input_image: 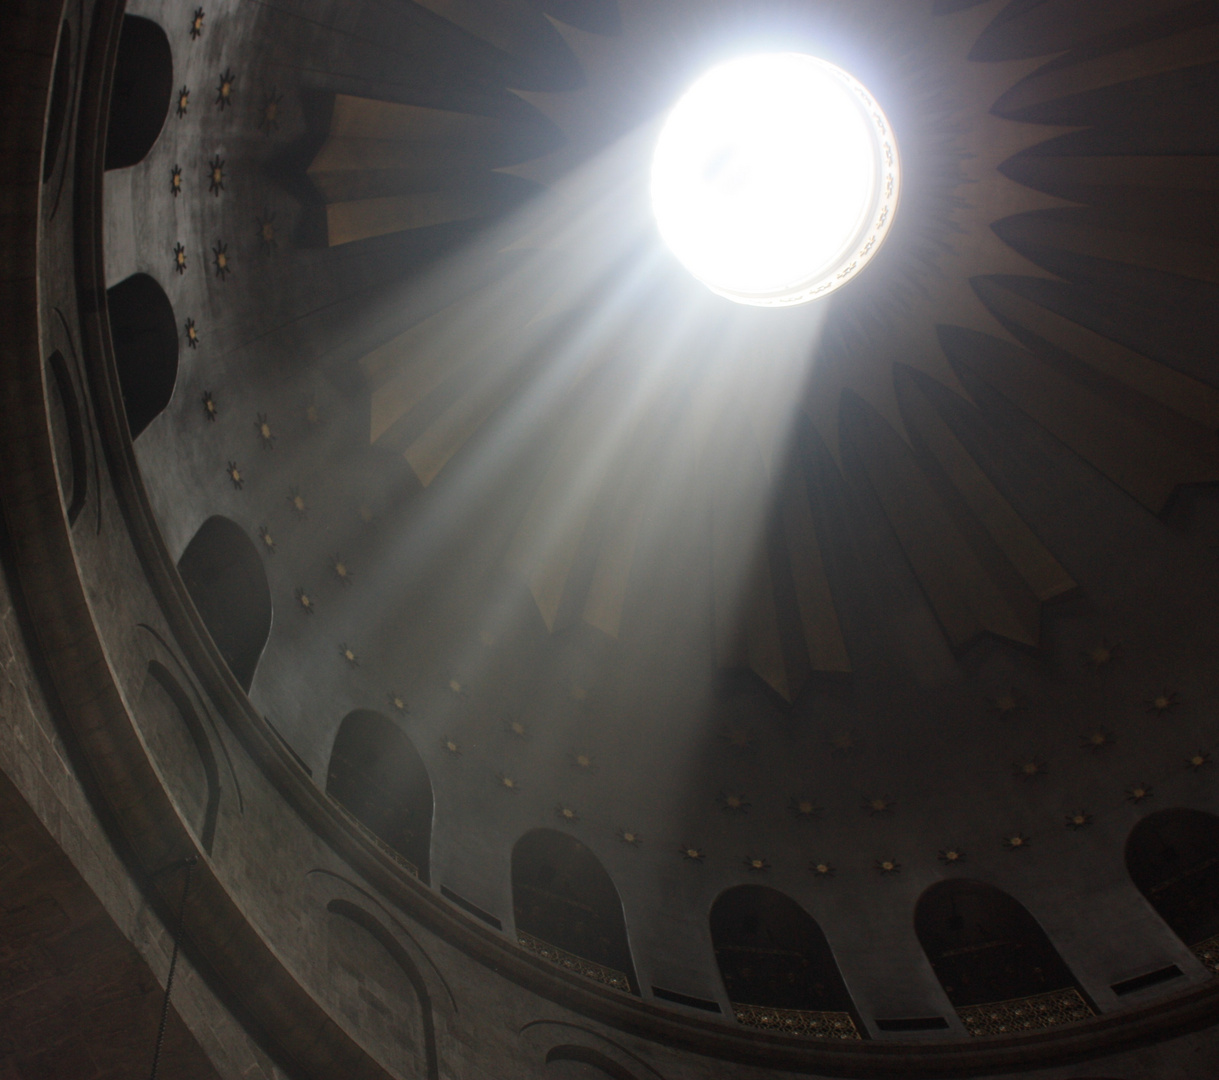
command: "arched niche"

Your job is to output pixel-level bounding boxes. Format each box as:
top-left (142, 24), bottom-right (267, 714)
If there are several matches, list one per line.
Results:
top-left (1127, 808), bottom-right (1219, 971)
top-left (915, 879), bottom-right (1094, 1036)
top-left (511, 830), bottom-right (636, 994)
top-left (104, 15), bottom-right (173, 170)
top-left (143, 660), bottom-right (221, 853)
top-left (107, 273), bottom-right (178, 439)
top-left (177, 517), bottom-right (272, 692)
top-left (326, 899), bottom-right (439, 1080)
top-left (326, 711), bottom-right (433, 882)
top-left (710, 885), bottom-right (861, 1039)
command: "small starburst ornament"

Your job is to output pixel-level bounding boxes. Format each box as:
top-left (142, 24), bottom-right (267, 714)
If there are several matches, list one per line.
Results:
top-left (202, 391), bottom-right (217, 421)
top-left (719, 793), bottom-right (750, 813)
top-left (212, 242), bottom-right (230, 280)
top-left (225, 461), bottom-right (243, 489)
top-left (331, 556), bottom-right (353, 585)
top-left (1147, 689), bottom-right (1181, 714)
top-left (258, 525), bottom-right (275, 553)
top-left (189, 7), bottom-right (204, 38)
top-left (1066, 811), bottom-right (1093, 830)
top-left (744, 856), bottom-right (770, 872)
top-left (173, 242), bottom-right (187, 274)
top-left (790, 797), bottom-right (823, 820)
top-left (863, 796), bottom-right (894, 815)
top-left (208, 154), bottom-right (225, 195)
top-left (1085, 641), bottom-right (1120, 668)
top-left (254, 413), bottom-right (274, 449)
top-left (215, 68), bottom-right (235, 110)
top-left (571, 752), bottom-right (593, 770)
top-left (504, 719), bottom-right (527, 739)
top-left (876, 858), bottom-right (901, 874)
top-left (260, 88), bottom-right (282, 134)
top-left (810, 861), bottom-right (836, 878)
top-left (1126, 783), bottom-right (1153, 804)
top-left (939, 848), bottom-right (966, 865)
top-left (339, 643), bottom-right (358, 667)
top-left (556, 805), bottom-right (579, 824)
top-left (497, 773), bottom-right (519, 792)
top-left (1188, 750), bottom-right (1212, 771)
top-left (679, 845), bottom-right (705, 862)
top-left (185, 318), bottom-right (199, 348)
top-left (992, 691), bottom-right (1020, 716)
top-left (618, 829), bottom-right (642, 846)
top-left (1081, 731), bottom-right (1111, 751)
top-left (441, 739), bottom-right (461, 756)
top-left (1003, 833), bottom-right (1031, 850)
top-left (170, 165), bottom-right (183, 196)
top-left (388, 692), bottom-right (408, 713)
top-left (257, 211), bottom-right (277, 255)
top-left (1013, 759), bottom-right (1047, 779)
top-left (287, 488), bottom-right (306, 516)
top-left (176, 87), bottom-right (190, 118)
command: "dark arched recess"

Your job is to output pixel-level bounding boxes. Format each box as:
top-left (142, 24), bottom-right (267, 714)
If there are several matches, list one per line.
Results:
top-left (915, 879), bottom-right (1094, 1037)
top-left (326, 711), bottom-right (433, 882)
top-left (512, 830), bottom-right (636, 994)
top-left (1127, 808), bottom-right (1219, 973)
top-left (177, 516), bottom-right (272, 692)
top-left (106, 273), bottom-right (178, 438)
top-left (710, 885), bottom-right (862, 1039)
top-left (104, 15), bottom-right (173, 170)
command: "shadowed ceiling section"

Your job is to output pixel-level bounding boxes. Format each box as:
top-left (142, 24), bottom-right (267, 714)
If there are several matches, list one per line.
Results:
top-left (710, 885), bottom-right (861, 1039)
top-left (106, 273), bottom-right (179, 440)
top-left (326, 710), bottom-right (434, 882)
top-left (1127, 808), bottom-right (1219, 974)
top-left (915, 879), bottom-right (1094, 1038)
top-left (104, 15), bottom-right (172, 171)
top-left (512, 829), bottom-right (637, 994)
top-left (177, 517), bottom-right (273, 693)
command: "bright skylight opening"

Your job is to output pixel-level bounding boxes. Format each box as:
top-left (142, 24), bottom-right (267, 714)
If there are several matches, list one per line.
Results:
top-left (651, 53), bottom-right (900, 308)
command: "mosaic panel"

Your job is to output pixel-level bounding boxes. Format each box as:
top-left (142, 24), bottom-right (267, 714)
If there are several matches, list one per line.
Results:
top-left (958, 987), bottom-right (1093, 1037)
top-left (733, 1004), bottom-right (861, 1039)
top-left (517, 930), bottom-right (631, 992)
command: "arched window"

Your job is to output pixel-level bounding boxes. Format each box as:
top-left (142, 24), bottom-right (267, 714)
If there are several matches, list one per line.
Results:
top-left (105, 15), bottom-right (173, 170)
top-left (915, 879), bottom-right (1093, 1036)
top-left (710, 885), bottom-right (861, 1039)
top-left (1127, 808), bottom-right (1219, 972)
top-left (177, 517), bottom-right (272, 692)
top-left (106, 273), bottom-right (178, 438)
top-left (326, 711), bottom-right (433, 882)
top-left (511, 830), bottom-right (636, 994)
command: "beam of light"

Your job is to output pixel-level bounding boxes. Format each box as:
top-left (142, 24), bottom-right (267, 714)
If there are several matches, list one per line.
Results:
top-left (267, 106), bottom-right (835, 771)
top-left (652, 53), bottom-right (900, 307)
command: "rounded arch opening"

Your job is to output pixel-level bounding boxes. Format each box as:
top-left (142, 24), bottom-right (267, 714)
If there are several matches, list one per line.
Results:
top-left (1127, 808), bottom-right (1219, 968)
top-left (177, 516), bottom-right (272, 692)
top-left (709, 885), bottom-right (861, 1038)
top-left (107, 273), bottom-right (178, 439)
top-left (915, 879), bottom-right (1093, 1035)
top-left (326, 711), bottom-right (433, 882)
top-left (511, 830), bottom-right (636, 994)
top-left (104, 15), bottom-right (173, 170)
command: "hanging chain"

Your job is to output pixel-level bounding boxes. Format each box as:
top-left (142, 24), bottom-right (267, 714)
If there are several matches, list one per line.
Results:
top-left (149, 855), bottom-right (197, 1080)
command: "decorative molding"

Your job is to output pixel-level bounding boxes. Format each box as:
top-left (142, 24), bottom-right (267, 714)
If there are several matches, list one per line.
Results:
top-left (733, 1004), bottom-right (861, 1041)
top-left (518, 930), bottom-right (631, 993)
top-left (958, 988), bottom-right (1094, 1038)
